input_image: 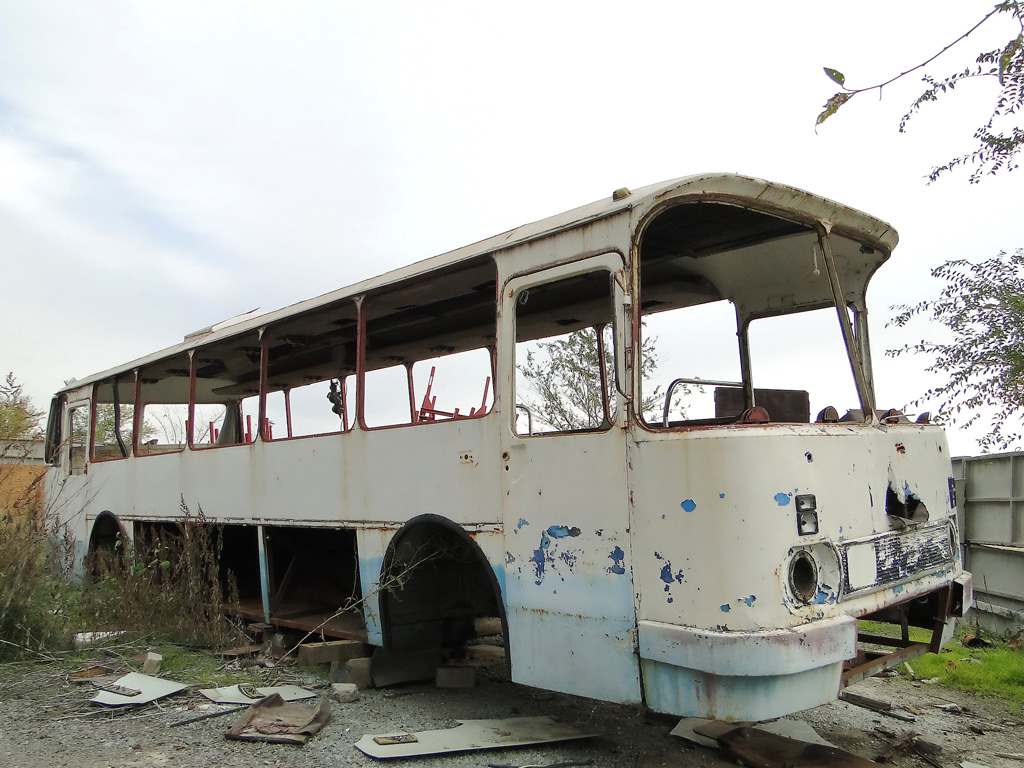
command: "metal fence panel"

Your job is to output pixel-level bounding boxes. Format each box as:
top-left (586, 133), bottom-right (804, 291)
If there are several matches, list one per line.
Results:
top-left (953, 452), bottom-right (1024, 633)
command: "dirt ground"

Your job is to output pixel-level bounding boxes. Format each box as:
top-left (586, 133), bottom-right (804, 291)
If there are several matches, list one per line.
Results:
top-left (1, 652), bottom-right (1022, 768)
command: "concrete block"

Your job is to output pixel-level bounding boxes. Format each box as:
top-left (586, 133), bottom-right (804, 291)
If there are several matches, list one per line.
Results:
top-left (466, 644), bottom-right (506, 664)
top-left (914, 734), bottom-right (945, 755)
top-left (297, 639), bottom-right (370, 666)
top-left (270, 633), bottom-right (290, 657)
top-left (473, 617), bottom-right (503, 637)
top-left (435, 665), bottom-right (475, 688)
top-left (346, 656), bottom-right (373, 689)
top-left (247, 622), bottom-right (273, 642)
top-left (331, 682), bottom-right (360, 703)
top-left (329, 660), bottom-right (348, 683)
top-left (141, 652), bottom-right (162, 675)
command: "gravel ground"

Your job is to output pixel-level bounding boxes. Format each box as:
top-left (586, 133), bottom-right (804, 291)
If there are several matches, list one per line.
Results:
top-left (1, 653), bottom-right (1023, 768)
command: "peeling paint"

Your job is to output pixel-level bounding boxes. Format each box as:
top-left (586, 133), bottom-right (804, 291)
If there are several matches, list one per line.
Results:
top-left (811, 583), bottom-right (836, 604)
top-left (719, 493), bottom-right (725, 499)
top-left (526, 525), bottom-right (585, 585)
top-left (607, 546), bottom-right (626, 575)
top-left (516, 518), bottom-right (530, 530)
top-left (505, 551), bottom-right (515, 564)
top-left (720, 604), bottom-right (731, 612)
top-left (680, 499), bottom-right (697, 512)
top-left (529, 548), bottom-right (546, 584)
top-left (805, 452), bottom-right (813, 463)
top-left (742, 595), bottom-right (756, 607)
top-left (775, 492), bottom-right (791, 506)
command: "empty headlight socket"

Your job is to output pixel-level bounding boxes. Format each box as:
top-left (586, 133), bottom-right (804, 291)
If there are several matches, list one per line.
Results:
top-left (795, 494), bottom-right (818, 535)
top-left (789, 550), bottom-right (818, 603)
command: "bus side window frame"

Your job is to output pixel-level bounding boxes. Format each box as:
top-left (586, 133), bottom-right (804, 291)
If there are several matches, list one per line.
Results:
top-left (66, 399), bottom-right (90, 476)
top-left (45, 394), bottom-right (65, 466)
top-left (504, 251), bottom-right (628, 438)
top-left (356, 260), bottom-right (499, 432)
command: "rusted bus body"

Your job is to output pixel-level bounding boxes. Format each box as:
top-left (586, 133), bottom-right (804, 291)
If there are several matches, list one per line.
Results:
top-left (44, 174), bottom-right (970, 720)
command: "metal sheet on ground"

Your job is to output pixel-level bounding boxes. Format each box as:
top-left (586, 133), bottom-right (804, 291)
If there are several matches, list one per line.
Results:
top-left (90, 672), bottom-right (189, 707)
top-left (353, 716), bottom-right (600, 759)
top-left (199, 684), bottom-right (317, 704)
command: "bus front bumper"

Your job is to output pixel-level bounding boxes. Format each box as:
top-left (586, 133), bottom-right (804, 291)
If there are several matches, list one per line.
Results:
top-left (638, 615), bottom-right (856, 720)
top-left (637, 573), bottom-right (970, 720)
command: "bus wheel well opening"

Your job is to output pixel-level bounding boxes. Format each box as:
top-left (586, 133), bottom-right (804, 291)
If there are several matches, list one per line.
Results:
top-left (86, 511), bottom-right (127, 577)
top-left (379, 516), bottom-right (506, 664)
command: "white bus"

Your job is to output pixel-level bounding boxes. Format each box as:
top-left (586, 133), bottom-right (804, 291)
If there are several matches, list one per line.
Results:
top-left (45, 173), bottom-right (971, 720)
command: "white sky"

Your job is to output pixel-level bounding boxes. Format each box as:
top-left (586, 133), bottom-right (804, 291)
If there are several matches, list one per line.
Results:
top-left (1, 0), bottom-right (1019, 455)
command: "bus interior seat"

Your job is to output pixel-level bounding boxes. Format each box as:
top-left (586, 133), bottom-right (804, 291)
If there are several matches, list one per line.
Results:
top-left (714, 387), bottom-right (811, 424)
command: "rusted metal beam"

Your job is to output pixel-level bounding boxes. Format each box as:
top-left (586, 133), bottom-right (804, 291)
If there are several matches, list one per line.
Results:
top-left (841, 641), bottom-right (931, 687)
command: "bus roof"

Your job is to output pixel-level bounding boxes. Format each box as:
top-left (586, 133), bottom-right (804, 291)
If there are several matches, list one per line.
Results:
top-left (57, 173), bottom-right (897, 395)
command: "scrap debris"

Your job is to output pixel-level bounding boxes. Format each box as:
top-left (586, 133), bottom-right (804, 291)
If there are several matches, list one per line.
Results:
top-left (673, 718), bottom-right (887, 768)
top-left (839, 690), bottom-right (915, 722)
top-left (198, 683), bottom-right (317, 704)
top-left (73, 631), bottom-right (127, 647)
top-left (68, 665), bottom-right (117, 682)
top-left (716, 726), bottom-right (879, 768)
top-left (89, 672), bottom-right (189, 707)
top-left (354, 716), bottom-right (600, 759)
top-left (224, 693), bottom-right (330, 745)
top-left (671, 717), bottom-right (833, 749)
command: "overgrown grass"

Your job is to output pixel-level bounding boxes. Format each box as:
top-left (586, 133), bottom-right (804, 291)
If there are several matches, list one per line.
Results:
top-left (0, 470), bottom-right (75, 660)
top-left (156, 643), bottom-right (250, 686)
top-left (75, 501), bottom-right (247, 650)
top-left (1, 469), bottom-right (245, 660)
top-left (859, 619), bottom-right (1024, 708)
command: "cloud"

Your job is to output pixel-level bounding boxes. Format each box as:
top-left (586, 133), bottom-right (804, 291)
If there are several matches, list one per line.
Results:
top-left (0, 0), bottom-right (1019, 455)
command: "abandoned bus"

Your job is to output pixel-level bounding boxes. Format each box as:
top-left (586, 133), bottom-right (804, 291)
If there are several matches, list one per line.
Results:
top-left (44, 173), bottom-right (970, 720)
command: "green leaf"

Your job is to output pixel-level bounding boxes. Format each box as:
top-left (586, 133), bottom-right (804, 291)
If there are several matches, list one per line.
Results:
top-left (824, 67), bottom-right (846, 86)
top-left (816, 92), bottom-right (853, 125)
top-left (999, 34), bottom-right (1022, 85)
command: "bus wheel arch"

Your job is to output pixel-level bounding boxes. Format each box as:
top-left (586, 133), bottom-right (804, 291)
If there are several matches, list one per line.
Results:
top-left (87, 511), bottom-right (128, 576)
top-left (378, 514), bottom-right (508, 672)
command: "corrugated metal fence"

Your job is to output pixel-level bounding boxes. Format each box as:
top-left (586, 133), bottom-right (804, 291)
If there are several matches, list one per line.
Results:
top-left (952, 452), bottom-right (1024, 633)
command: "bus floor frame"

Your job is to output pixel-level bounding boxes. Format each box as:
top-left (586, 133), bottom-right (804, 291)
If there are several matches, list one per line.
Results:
top-left (841, 583), bottom-right (957, 688)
